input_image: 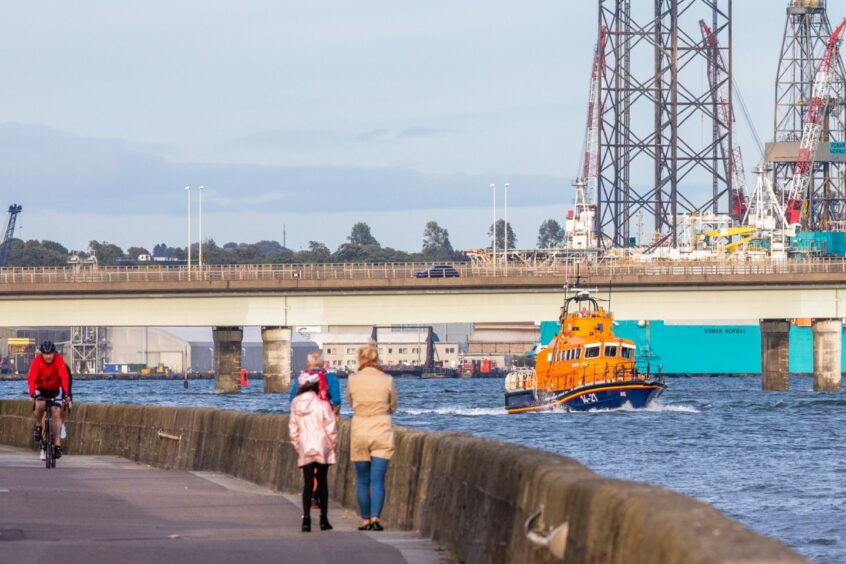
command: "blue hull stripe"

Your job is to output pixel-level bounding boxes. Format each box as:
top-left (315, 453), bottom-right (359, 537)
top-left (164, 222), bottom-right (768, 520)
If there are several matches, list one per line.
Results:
top-left (505, 383), bottom-right (666, 413)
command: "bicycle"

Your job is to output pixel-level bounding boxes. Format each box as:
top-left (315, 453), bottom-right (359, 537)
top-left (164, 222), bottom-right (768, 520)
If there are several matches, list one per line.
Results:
top-left (39, 397), bottom-right (62, 469)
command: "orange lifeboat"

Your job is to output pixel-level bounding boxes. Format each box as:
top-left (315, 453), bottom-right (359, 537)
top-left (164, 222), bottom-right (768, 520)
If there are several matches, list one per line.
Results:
top-left (505, 289), bottom-right (666, 413)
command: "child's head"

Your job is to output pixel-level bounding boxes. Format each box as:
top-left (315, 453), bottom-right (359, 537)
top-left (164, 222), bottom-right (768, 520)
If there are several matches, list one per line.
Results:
top-left (297, 381), bottom-right (319, 396)
top-left (296, 372), bottom-right (320, 396)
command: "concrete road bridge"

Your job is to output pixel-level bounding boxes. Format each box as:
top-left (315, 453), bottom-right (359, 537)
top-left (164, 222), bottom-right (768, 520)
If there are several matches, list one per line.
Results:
top-left (0, 259), bottom-right (843, 393)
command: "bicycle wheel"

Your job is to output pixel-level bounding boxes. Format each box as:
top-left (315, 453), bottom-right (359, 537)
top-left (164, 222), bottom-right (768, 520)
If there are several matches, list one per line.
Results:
top-left (44, 416), bottom-right (54, 469)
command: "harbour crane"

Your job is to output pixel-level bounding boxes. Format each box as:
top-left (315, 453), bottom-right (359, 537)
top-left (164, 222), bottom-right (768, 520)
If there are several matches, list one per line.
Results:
top-left (700, 20), bottom-right (748, 221)
top-left (784, 17), bottom-right (846, 228)
top-left (578, 25), bottom-right (607, 202)
top-left (0, 204), bottom-right (22, 267)
top-left (566, 26), bottom-right (607, 251)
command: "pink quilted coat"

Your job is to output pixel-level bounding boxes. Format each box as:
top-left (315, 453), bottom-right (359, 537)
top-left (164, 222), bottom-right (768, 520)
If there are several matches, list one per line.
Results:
top-left (289, 392), bottom-right (338, 466)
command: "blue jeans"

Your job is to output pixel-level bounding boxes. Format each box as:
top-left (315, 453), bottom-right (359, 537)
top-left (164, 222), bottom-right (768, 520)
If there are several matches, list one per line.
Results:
top-left (354, 457), bottom-right (390, 519)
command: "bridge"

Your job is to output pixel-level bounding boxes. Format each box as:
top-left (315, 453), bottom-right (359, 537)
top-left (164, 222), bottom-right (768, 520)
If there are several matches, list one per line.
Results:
top-left (1, 259), bottom-right (843, 393)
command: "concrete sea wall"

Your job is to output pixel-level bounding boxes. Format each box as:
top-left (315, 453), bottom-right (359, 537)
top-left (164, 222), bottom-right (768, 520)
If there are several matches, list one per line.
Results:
top-left (0, 400), bottom-right (805, 563)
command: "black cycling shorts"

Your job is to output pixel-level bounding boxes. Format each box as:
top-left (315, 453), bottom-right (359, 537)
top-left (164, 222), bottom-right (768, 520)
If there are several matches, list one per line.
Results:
top-left (34, 388), bottom-right (64, 405)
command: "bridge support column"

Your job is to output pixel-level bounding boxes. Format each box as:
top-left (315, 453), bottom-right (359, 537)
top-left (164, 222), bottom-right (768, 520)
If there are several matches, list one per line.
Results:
top-left (213, 327), bottom-right (243, 394)
top-left (262, 326), bottom-right (292, 393)
top-left (760, 320), bottom-right (790, 392)
top-left (813, 319), bottom-right (842, 392)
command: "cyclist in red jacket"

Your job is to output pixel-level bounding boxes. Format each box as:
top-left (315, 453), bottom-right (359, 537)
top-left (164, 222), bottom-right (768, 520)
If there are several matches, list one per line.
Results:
top-left (28, 341), bottom-right (70, 459)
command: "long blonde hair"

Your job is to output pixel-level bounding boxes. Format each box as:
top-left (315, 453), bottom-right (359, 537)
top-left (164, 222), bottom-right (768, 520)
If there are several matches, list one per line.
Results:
top-left (357, 343), bottom-right (379, 370)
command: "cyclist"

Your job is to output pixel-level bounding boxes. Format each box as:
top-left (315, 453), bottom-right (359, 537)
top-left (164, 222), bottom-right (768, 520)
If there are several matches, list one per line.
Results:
top-left (28, 341), bottom-right (70, 460)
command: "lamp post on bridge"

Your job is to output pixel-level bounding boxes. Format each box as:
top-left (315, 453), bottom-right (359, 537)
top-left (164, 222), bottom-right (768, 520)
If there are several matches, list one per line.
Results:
top-left (198, 185), bottom-right (204, 274)
top-left (490, 183), bottom-right (496, 273)
top-left (185, 186), bottom-right (192, 281)
top-left (504, 182), bottom-right (509, 274)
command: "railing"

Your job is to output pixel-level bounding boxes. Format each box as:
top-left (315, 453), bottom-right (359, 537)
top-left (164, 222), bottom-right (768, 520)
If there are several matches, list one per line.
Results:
top-left (0, 258), bottom-right (845, 285)
top-left (507, 362), bottom-right (664, 396)
top-left (0, 262), bottom-right (566, 285)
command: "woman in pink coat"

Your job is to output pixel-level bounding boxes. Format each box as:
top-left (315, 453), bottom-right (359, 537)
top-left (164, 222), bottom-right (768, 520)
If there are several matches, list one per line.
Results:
top-left (289, 372), bottom-right (338, 532)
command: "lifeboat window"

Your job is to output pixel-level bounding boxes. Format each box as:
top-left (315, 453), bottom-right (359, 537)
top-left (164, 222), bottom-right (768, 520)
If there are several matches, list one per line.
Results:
top-left (621, 347), bottom-right (634, 359)
top-left (584, 345), bottom-right (600, 359)
top-left (604, 345), bottom-right (618, 357)
top-left (576, 349), bottom-right (582, 359)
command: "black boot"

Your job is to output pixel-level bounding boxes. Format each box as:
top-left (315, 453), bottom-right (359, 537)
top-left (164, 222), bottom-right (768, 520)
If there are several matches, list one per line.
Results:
top-left (301, 515), bottom-right (311, 532)
top-left (319, 515), bottom-right (333, 531)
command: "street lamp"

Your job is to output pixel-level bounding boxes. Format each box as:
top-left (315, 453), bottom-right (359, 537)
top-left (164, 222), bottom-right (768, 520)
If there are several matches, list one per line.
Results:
top-left (198, 185), bottom-right (204, 273)
top-left (504, 182), bottom-right (509, 272)
top-left (490, 183), bottom-right (496, 270)
top-left (185, 186), bottom-right (192, 280)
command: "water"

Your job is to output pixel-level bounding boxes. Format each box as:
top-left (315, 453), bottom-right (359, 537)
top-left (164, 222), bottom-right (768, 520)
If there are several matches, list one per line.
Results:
top-left (3, 376), bottom-right (843, 563)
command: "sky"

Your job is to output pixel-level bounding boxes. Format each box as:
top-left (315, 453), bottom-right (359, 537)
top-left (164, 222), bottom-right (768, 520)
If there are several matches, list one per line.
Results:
top-left (2, 1), bottom-right (845, 253)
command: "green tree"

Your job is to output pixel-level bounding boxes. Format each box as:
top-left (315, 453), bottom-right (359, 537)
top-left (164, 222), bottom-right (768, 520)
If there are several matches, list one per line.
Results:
top-left (421, 221), bottom-right (454, 259)
top-left (152, 243), bottom-right (170, 257)
top-left (41, 240), bottom-right (69, 255)
top-left (255, 240), bottom-right (285, 254)
top-left (297, 241), bottom-right (331, 263)
top-left (348, 222), bottom-right (379, 246)
top-left (126, 246), bottom-right (151, 259)
top-left (487, 220), bottom-right (517, 250)
top-left (537, 219), bottom-right (565, 248)
top-left (88, 240), bottom-right (125, 265)
top-left (7, 239), bottom-right (68, 267)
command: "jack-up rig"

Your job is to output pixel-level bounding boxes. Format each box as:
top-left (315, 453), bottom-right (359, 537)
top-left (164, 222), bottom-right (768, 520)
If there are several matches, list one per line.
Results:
top-left (559, 1), bottom-right (846, 261)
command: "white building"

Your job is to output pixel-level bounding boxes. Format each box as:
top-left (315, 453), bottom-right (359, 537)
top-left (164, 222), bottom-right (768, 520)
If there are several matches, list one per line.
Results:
top-left (310, 327), bottom-right (461, 371)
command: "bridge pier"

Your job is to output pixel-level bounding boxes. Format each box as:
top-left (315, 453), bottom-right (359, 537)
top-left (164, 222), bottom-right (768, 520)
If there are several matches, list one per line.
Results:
top-left (213, 326), bottom-right (243, 393)
top-left (812, 319), bottom-right (842, 392)
top-left (262, 326), bottom-right (292, 393)
top-left (760, 320), bottom-right (790, 391)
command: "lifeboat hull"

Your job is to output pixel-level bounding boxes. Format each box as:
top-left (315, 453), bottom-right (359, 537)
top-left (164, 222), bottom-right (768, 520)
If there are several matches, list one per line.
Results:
top-left (505, 381), bottom-right (666, 414)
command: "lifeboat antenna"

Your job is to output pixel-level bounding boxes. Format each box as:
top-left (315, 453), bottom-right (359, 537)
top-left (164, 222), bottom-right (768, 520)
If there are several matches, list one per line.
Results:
top-left (608, 279), bottom-right (612, 312)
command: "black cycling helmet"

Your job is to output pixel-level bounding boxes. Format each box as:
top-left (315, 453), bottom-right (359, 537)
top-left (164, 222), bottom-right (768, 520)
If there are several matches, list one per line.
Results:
top-left (39, 341), bottom-right (57, 354)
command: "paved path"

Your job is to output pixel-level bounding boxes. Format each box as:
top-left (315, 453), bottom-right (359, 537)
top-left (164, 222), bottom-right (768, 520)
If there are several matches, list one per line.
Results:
top-left (0, 446), bottom-right (446, 564)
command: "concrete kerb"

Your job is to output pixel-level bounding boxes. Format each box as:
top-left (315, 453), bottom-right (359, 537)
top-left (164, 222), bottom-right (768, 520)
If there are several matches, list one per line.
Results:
top-left (0, 400), bottom-right (807, 564)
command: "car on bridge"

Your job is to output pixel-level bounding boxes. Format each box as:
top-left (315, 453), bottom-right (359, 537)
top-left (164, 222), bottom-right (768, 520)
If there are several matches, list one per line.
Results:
top-left (415, 265), bottom-right (460, 278)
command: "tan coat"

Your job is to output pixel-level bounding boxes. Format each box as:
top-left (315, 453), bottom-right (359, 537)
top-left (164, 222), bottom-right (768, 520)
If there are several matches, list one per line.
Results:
top-left (347, 365), bottom-right (397, 462)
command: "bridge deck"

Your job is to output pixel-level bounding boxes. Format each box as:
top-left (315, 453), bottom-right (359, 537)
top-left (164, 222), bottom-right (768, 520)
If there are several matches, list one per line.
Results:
top-left (0, 445), bottom-right (442, 564)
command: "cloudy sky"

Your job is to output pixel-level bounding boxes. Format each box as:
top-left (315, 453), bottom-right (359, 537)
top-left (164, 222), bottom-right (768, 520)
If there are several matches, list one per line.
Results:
top-left (1, 1), bottom-right (844, 252)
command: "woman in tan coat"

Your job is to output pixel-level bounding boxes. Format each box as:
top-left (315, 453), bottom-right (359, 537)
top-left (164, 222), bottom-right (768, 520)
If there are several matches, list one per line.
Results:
top-left (347, 344), bottom-right (397, 531)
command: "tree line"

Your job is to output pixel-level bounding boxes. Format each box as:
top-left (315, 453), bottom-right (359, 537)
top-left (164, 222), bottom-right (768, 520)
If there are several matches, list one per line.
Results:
top-left (5, 218), bottom-right (569, 267)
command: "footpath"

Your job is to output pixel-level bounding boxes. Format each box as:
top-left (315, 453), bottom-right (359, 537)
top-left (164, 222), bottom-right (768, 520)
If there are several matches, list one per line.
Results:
top-left (0, 445), bottom-right (446, 564)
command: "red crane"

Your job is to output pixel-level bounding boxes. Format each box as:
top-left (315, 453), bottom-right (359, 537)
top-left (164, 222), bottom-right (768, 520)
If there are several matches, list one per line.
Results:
top-left (700, 20), bottom-right (748, 221)
top-left (785, 17), bottom-right (846, 227)
top-left (578, 26), bottom-right (607, 195)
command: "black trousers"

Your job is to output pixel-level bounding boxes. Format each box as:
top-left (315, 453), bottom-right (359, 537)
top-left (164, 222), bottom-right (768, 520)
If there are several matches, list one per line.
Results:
top-left (301, 462), bottom-right (328, 517)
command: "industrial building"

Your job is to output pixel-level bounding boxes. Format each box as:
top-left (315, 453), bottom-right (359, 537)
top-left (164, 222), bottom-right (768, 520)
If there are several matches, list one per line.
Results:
top-left (312, 327), bottom-right (463, 372)
top-left (107, 327), bottom-right (317, 375)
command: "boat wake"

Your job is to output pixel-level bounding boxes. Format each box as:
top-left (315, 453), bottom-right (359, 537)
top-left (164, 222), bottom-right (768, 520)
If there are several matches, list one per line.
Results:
top-left (402, 406), bottom-right (505, 416)
top-left (639, 401), bottom-right (701, 413)
top-left (549, 400), bottom-right (701, 414)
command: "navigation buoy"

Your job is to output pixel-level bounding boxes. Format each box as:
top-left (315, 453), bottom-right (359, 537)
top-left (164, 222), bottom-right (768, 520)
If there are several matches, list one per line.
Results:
top-left (240, 368), bottom-right (248, 387)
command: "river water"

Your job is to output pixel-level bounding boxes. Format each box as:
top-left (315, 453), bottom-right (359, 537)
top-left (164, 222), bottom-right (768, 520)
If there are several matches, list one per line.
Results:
top-left (2, 376), bottom-right (843, 563)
